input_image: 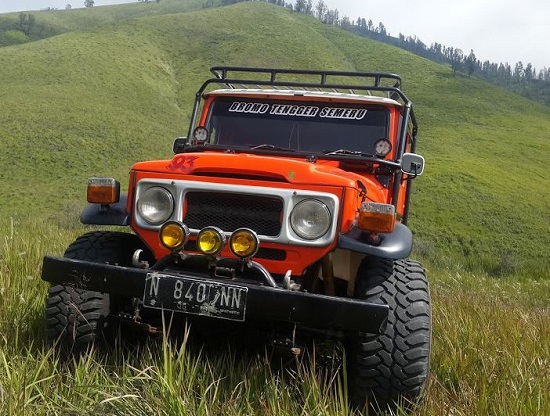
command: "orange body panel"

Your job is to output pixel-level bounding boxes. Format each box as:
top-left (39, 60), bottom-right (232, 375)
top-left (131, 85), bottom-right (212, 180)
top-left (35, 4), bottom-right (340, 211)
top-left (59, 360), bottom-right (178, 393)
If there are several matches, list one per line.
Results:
top-left (127, 151), bottom-right (391, 274)
top-left (125, 86), bottom-right (413, 275)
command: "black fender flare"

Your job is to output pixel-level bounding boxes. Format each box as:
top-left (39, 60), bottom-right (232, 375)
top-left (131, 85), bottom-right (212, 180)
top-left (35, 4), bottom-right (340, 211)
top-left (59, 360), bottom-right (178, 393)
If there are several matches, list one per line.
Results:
top-left (80, 194), bottom-right (130, 226)
top-left (337, 223), bottom-right (413, 259)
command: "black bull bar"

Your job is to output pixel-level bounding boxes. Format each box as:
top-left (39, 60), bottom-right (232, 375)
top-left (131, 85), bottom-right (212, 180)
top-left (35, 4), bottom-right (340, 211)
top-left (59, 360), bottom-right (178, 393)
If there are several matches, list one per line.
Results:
top-left (41, 256), bottom-right (388, 334)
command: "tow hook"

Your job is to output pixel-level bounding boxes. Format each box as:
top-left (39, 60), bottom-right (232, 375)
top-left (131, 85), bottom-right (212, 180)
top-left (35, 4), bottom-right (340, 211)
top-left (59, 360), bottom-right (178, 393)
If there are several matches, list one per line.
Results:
top-left (269, 325), bottom-right (302, 356)
top-left (117, 311), bottom-right (162, 335)
top-left (283, 270), bottom-right (300, 291)
top-left (270, 337), bottom-right (302, 357)
top-left (132, 249), bottom-right (149, 269)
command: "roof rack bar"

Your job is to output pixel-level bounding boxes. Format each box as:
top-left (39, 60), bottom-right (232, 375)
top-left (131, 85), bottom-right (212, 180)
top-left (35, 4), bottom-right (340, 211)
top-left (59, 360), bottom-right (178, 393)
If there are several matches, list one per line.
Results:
top-left (209, 66), bottom-right (402, 90)
top-left (188, 67), bottom-right (417, 160)
top-left (198, 77), bottom-right (409, 104)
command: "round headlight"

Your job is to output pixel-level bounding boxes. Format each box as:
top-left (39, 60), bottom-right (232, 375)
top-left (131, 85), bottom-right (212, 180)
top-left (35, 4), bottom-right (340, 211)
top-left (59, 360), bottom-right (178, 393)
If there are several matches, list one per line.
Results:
top-left (374, 139), bottom-right (392, 158)
top-left (197, 227), bottom-right (226, 256)
top-left (192, 126), bottom-right (209, 144)
top-left (137, 187), bottom-right (174, 225)
top-left (290, 199), bottom-right (331, 240)
top-left (229, 228), bottom-right (259, 259)
top-left (160, 221), bottom-right (189, 251)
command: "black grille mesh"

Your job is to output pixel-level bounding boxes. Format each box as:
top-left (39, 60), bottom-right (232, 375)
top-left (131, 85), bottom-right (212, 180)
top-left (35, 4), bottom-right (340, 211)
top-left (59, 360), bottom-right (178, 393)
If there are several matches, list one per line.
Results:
top-left (184, 192), bottom-right (283, 237)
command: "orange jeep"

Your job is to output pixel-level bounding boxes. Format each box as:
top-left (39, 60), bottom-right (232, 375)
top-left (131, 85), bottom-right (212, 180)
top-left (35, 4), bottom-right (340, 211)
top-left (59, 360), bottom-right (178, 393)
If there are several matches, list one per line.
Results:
top-left (42, 67), bottom-right (430, 411)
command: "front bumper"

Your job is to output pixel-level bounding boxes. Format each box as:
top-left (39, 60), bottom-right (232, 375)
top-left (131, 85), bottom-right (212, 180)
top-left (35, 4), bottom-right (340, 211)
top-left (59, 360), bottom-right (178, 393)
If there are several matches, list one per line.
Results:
top-left (41, 256), bottom-right (388, 334)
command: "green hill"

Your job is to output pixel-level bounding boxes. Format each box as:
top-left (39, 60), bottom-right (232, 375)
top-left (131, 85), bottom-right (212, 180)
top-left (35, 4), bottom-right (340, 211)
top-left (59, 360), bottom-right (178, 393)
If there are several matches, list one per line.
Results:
top-left (0, 0), bottom-right (209, 45)
top-left (1, 1), bottom-right (549, 278)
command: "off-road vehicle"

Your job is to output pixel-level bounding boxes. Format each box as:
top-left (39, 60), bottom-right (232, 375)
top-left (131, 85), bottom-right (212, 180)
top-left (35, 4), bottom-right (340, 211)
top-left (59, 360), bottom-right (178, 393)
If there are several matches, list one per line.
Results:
top-left (42, 67), bottom-right (430, 411)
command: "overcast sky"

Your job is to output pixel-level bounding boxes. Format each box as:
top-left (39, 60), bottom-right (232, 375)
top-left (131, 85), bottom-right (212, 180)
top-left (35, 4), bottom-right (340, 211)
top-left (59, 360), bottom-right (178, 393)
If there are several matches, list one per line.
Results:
top-left (1, 0), bottom-right (548, 70)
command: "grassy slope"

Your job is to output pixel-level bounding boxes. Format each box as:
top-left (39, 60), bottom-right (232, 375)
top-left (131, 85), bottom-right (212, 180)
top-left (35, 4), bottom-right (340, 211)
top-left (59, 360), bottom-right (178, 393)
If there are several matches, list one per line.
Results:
top-left (0, 0), bottom-right (208, 36)
top-left (0, 3), bottom-right (549, 415)
top-left (1, 2), bottom-right (549, 276)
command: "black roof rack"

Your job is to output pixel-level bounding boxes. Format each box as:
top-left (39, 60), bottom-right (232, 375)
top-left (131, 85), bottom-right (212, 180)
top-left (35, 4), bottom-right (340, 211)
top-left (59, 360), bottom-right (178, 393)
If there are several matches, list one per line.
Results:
top-left (189, 67), bottom-right (415, 138)
top-left (195, 66), bottom-right (410, 104)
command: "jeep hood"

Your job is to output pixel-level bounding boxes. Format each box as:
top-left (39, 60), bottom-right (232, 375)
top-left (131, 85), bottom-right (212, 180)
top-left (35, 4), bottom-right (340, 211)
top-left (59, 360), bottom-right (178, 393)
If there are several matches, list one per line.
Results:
top-left (133, 152), bottom-right (384, 196)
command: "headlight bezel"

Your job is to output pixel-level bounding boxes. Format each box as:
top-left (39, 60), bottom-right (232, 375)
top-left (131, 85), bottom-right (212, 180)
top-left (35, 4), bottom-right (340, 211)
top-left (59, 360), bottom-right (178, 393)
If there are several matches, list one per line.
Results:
top-left (289, 198), bottom-right (332, 240)
top-left (136, 186), bottom-right (175, 225)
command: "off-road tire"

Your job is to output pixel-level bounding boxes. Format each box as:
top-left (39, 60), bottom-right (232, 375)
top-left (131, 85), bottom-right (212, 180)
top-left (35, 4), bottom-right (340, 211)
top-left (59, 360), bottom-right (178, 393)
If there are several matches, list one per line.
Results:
top-left (347, 257), bottom-right (431, 413)
top-left (45, 231), bottom-right (148, 353)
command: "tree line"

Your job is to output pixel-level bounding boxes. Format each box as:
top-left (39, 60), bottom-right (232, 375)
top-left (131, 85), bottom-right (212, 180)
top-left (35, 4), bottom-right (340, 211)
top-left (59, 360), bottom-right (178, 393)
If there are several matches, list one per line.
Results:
top-left (2, 0), bottom-right (548, 105)
top-left (205, 0), bottom-right (550, 106)
top-left (0, 12), bottom-right (60, 45)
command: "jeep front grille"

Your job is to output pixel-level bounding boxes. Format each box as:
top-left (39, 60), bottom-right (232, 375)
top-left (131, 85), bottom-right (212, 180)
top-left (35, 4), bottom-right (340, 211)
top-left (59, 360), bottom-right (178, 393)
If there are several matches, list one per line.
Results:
top-left (184, 192), bottom-right (283, 237)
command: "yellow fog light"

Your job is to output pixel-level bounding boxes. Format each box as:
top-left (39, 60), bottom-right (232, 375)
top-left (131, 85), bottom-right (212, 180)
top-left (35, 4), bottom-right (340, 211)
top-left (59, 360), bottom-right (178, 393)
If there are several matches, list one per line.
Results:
top-left (160, 221), bottom-right (189, 251)
top-left (229, 228), bottom-right (259, 259)
top-left (197, 227), bottom-right (226, 256)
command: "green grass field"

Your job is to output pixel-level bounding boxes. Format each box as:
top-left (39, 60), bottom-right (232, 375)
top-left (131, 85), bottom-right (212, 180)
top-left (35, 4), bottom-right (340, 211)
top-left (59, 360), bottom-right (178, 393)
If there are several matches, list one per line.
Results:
top-left (1, 219), bottom-right (548, 414)
top-left (1, 1), bottom-right (549, 414)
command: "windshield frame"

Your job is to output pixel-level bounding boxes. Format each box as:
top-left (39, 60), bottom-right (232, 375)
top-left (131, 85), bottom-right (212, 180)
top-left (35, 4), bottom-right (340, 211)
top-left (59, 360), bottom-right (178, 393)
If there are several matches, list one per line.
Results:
top-left (201, 96), bottom-right (394, 159)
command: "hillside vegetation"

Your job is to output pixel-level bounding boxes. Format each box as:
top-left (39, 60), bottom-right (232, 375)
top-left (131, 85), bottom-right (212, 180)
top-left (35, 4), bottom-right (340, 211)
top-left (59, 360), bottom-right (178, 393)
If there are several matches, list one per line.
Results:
top-left (0, 2), bottom-right (548, 415)
top-left (0, 0), bottom-right (209, 45)
top-left (1, 0), bottom-right (549, 277)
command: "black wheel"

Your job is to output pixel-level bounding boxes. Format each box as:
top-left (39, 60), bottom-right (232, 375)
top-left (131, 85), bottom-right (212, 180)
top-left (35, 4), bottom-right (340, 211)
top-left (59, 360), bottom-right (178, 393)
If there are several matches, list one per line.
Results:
top-left (347, 257), bottom-right (431, 413)
top-left (45, 231), bottom-right (150, 353)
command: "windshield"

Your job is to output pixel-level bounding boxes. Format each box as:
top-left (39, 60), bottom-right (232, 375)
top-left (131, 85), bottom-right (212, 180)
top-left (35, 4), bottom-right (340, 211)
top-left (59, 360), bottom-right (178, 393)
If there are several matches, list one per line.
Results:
top-left (204, 98), bottom-right (390, 155)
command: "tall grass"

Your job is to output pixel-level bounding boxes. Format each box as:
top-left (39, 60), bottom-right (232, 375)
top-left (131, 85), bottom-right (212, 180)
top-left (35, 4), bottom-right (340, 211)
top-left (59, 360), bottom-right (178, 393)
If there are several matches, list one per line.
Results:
top-left (0, 2), bottom-right (549, 414)
top-left (0, 219), bottom-right (548, 415)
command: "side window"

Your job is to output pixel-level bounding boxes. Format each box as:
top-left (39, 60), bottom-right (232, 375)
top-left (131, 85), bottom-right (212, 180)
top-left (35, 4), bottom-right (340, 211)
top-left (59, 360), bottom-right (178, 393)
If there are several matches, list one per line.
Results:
top-left (405, 119), bottom-right (414, 153)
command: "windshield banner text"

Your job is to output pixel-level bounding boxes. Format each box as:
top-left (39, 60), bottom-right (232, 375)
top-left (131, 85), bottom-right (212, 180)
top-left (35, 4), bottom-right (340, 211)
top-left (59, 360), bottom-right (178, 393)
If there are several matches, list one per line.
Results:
top-left (228, 101), bottom-right (367, 120)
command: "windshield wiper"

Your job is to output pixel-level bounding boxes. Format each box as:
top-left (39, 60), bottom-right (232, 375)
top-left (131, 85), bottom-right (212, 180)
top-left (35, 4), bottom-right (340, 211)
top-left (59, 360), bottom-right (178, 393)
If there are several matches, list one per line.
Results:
top-left (324, 149), bottom-right (375, 157)
top-left (249, 144), bottom-right (296, 152)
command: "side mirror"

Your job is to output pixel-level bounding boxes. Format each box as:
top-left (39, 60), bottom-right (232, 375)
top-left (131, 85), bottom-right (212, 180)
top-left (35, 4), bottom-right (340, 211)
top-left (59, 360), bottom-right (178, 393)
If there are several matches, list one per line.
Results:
top-left (401, 153), bottom-right (425, 176)
top-left (172, 137), bottom-right (188, 154)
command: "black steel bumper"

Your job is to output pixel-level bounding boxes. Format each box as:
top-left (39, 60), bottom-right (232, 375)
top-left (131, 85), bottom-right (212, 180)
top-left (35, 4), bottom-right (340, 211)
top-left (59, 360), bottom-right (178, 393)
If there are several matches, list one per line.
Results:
top-left (41, 256), bottom-right (388, 334)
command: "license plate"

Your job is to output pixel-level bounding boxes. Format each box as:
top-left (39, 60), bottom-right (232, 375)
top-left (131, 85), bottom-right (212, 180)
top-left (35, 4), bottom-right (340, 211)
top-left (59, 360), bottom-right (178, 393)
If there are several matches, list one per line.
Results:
top-left (143, 273), bottom-right (248, 322)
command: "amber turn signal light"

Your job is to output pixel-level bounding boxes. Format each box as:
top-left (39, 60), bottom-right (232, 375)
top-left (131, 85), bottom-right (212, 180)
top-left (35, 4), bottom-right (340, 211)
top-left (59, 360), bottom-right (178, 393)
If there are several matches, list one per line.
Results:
top-left (87, 178), bottom-right (120, 204)
top-left (357, 202), bottom-right (396, 234)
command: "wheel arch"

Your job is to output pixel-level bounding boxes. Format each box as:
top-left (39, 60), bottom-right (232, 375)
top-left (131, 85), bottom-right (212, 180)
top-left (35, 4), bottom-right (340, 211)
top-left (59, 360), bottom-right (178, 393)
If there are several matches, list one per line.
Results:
top-left (337, 222), bottom-right (413, 259)
top-left (80, 194), bottom-right (130, 226)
